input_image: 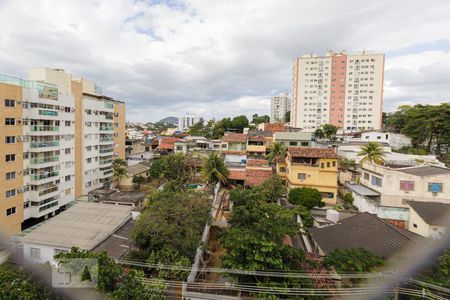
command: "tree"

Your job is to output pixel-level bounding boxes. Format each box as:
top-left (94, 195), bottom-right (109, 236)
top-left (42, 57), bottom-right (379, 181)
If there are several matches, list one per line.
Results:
top-left (288, 187), bottom-right (324, 209)
top-left (112, 158), bottom-right (127, 186)
top-left (314, 128), bottom-right (325, 139)
top-left (266, 142), bottom-right (287, 164)
top-left (251, 114), bottom-right (270, 125)
top-left (161, 153), bottom-right (193, 185)
top-left (339, 158), bottom-right (357, 170)
top-left (358, 142), bottom-right (385, 165)
top-left (132, 175), bottom-right (146, 189)
top-left (202, 152), bottom-right (229, 185)
top-left (253, 175), bottom-right (286, 203)
top-left (321, 124), bottom-right (339, 140)
top-left (417, 249), bottom-right (450, 288)
top-left (284, 111), bottom-right (291, 123)
top-left (231, 115), bottom-right (249, 131)
top-left (147, 247), bottom-right (191, 280)
top-left (343, 193), bottom-right (354, 209)
top-left (324, 248), bottom-right (385, 278)
top-left (149, 158), bottom-right (165, 178)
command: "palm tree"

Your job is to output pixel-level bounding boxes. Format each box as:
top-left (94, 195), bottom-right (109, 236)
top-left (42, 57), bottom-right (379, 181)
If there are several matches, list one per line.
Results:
top-left (358, 142), bottom-right (385, 165)
top-left (266, 142), bottom-right (287, 163)
top-left (202, 152), bottom-right (229, 185)
top-left (112, 158), bottom-right (127, 187)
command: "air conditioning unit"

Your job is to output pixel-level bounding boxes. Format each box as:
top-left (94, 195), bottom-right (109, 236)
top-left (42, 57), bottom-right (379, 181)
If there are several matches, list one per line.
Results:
top-left (16, 136), bottom-right (22, 142)
top-left (17, 100), bottom-right (22, 104)
top-left (18, 187), bottom-right (25, 193)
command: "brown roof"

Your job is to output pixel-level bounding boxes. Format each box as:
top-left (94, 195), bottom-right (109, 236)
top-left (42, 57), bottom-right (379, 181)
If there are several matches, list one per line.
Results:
top-left (223, 133), bottom-right (248, 142)
top-left (245, 168), bottom-right (273, 186)
top-left (126, 163), bottom-right (150, 176)
top-left (247, 159), bottom-right (269, 167)
top-left (309, 212), bottom-right (424, 258)
top-left (288, 147), bottom-right (338, 158)
top-left (407, 201), bottom-right (450, 226)
top-left (275, 156), bottom-right (286, 164)
top-left (247, 135), bottom-right (266, 142)
top-left (158, 137), bottom-right (180, 150)
top-left (264, 122), bottom-right (285, 133)
top-left (228, 169), bottom-right (246, 181)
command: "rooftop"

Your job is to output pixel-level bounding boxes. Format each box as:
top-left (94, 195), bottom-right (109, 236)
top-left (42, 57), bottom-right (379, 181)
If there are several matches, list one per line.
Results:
top-left (407, 201), bottom-right (450, 226)
top-left (288, 147), bottom-right (338, 159)
top-left (263, 122), bottom-right (285, 133)
top-left (245, 168), bottom-right (273, 186)
top-left (92, 219), bottom-right (134, 259)
top-left (309, 212), bottom-right (424, 258)
top-left (345, 184), bottom-right (380, 198)
top-left (126, 163), bottom-right (149, 176)
top-left (228, 169), bottom-right (246, 181)
top-left (247, 159), bottom-right (270, 168)
top-left (396, 166), bottom-right (450, 177)
top-left (222, 133), bottom-right (248, 143)
top-left (158, 137), bottom-right (181, 150)
top-left (20, 202), bottom-right (132, 250)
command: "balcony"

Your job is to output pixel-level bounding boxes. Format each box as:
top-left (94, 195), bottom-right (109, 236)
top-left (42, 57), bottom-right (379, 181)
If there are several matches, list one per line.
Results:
top-left (38, 185), bottom-right (58, 197)
top-left (99, 148), bottom-right (114, 154)
top-left (30, 141), bottom-right (59, 148)
top-left (247, 145), bottom-right (266, 153)
top-left (39, 109), bottom-right (58, 117)
top-left (31, 171), bottom-right (59, 181)
top-left (30, 156), bottom-right (59, 165)
top-left (100, 126), bottom-right (113, 131)
top-left (99, 137), bottom-right (114, 143)
top-left (99, 158), bottom-right (113, 165)
top-left (30, 125), bottom-right (59, 132)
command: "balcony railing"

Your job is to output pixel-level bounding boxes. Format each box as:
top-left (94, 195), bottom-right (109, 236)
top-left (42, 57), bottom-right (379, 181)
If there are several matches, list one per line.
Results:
top-left (99, 148), bottom-right (114, 154)
top-left (30, 156), bottom-right (59, 164)
top-left (100, 126), bottom-right (113, 131)
top-left (38, 186), bottom-right (58, 196)
top-left (99, 159), bottom-right (113, 165)
top-left (39, 109), bottom-right (58, 116)
top-left (99, 137), bottom-right (113, 142)
top-left (103, 170), bottom-right (113, 175)
top-left (30, 141), bottom-right (59, 148)
top-left (30, 125), bottom-right (59, 132)
top-left (31, 171), bottom-right (59, 181)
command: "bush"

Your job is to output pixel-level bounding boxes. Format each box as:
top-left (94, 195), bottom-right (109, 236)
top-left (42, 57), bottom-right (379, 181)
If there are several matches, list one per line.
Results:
top-left (288, 187), bottom-right (324, 209)
top-left (343, 193), bottom-right (354, 206)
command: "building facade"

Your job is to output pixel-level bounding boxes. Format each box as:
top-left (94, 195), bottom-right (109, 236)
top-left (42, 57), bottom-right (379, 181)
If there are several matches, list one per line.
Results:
top-left (270, 93), bottom-right (291, 123)
top-left (0, 68), bottom-right (125, 236)
top-left (178, 113), bottom-right (201, 132)
top-left (291, 50), bottom-right (385, 131)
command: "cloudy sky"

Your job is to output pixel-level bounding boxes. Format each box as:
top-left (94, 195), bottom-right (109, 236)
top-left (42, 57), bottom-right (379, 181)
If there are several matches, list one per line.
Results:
top-left (1, 0), bottom-right (450, 122)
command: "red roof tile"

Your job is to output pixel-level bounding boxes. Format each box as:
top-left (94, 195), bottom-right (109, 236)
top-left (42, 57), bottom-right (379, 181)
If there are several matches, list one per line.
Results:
top-left (288, 147), bottom-right (338, 158)
top-left (247, 159), bottom-right (269, 167)
top-left (247, 135), bottom-right (266, 142)
top-left (275, 156), bottom-right (286, 163)
top-left (245, 168), bottom-right (273, 186)
top-left (223, 133), bottom-right (247, 142)
top-left (264, 122), bottom-right (285, 133)
top-left (228, 169), bottom-right (246, 180)
top-left (158, 137), bottom-right (181, 150)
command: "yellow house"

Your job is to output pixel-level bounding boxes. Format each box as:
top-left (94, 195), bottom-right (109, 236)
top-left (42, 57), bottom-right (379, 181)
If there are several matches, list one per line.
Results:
top-left (277, 147), bottom-right (338, 205)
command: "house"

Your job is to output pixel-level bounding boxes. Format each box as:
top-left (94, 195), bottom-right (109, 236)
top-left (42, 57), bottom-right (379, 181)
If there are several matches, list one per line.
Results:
top-left (174, 136), bottom-right (211, 154)
top-left (277, 147), bottom-right (338, 205)
top-left (258, 122), bottom-right (286, 133)
top-left (118, 163), bottom-right (149, 191)
top-left (346, 163), bottom-right (450, 228)
top-left (309, 212), bottom-right (424, 259)
top-left (157, 137), bottom-right (181, 153)
top-left (244, 159), bottom-right (273, 187)
top-left (19, 202), bottom-right (132, 264)
top-left (407, 201), bottom-right (450, 238)
top-left (246, 132), bottom-right (268, 159)
top-left (221, 133), bottom-right (247, 167)
top-left (345, 131), bottom-right (411, 150)
top-left (273, 131), bottom-right (314, 148)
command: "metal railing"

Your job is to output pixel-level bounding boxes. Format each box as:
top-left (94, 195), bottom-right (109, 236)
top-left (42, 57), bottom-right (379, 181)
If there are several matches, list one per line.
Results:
top-left (30, 125), bottom-right (59, 132)
top-left (38, 186), bottom-right (58, 196)
top-left (30, 171), bottom-right (59, 181)
top-left (30, 141), bottom-right (59, 148)
top-left (30, 156), bottom-right (59, 164)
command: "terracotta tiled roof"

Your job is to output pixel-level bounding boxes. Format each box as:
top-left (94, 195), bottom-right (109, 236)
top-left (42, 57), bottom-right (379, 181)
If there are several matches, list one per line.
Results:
top-left (275, 156), bottom-right (286, 164)
top-left (245, 168), bottom-right (273, 186)
top-left (247, 135), bottom-right (266, 142)
top-left (228, 169), bottom-right (246, 181)
top-left (264, 122), bottom-right (285, 133)
top-left (288, 147), bottom-right (338, 158)
top-left (222, 150), bottom-right (246, 155)
top-left (247, 159), bottom-right (269, 167)
top-left (158, 137), bottom-right (181, 150)
top-left (223, 133), bottom-right (247, 142)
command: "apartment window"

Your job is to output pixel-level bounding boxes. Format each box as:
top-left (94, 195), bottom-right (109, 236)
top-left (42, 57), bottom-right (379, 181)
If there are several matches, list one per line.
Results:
top-left (6, 206), bottom-right (16, 217)
top-left (87, 158), bottom-right (92, 163)
top-left (65, 121), bottom-right (71, 126)
top-left (65, 148), bottom-right (71, 154)
top-left (5, 136), bottom-right (16, 144)
top-left (326, 162), bottom-right (330, 168)
top-left (428, 182), bottom-right (443, 193)
top-left (65, 188), bottom-right (71, 195)
top-left (321, 163), bottom-right (324, 168)
top-left (65, 175), bottom-right (71, 182)
top-left (371, 175), bottom-right (382, 187)
top-left (54, 249), bottom-right (68, 255)
top-left (86, 146), bottom-right (92, 151)
top-left (332, 161), bottom-right (336, 167)
top-left (364, 172), bottom-right (370, 180)
top-left (5, 99), bottom-right (15, 107)
top-left (297, 173), bottom-right (307, 180)
top-left (6, 154), bottom-right (16, 162)
top-left (6, 171), bottom-right (16, 180)
top-left (30, 247), bottom-right (41, 259)
top-left (5, 118), bottom-right (15, 125)
top-left (400, 180), bottom-right (414, 191)
top-left (65, 107), bottom-right (71, 113)
top-left (289, 141), bottom-right (297, 146)
top-left (6, 189), bottom-right (16, 198)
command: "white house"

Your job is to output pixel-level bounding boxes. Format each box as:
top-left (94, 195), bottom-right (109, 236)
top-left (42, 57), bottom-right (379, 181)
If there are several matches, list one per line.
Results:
top-left (407, 201), bottom-right (450, 238)
top-left (344, 131), bottom-right (411, 150)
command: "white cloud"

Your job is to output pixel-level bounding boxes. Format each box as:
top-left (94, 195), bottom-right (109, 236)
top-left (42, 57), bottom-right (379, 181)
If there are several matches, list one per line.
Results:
top-left (0, 0), bottom-right (450, 121)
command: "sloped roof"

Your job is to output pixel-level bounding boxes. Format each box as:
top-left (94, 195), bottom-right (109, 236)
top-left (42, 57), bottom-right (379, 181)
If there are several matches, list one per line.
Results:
top-left (126, 163), bottom-right (149, 176)
top-left (396, 166), bottom-right (450, 177)
top-left (158, 137), bottom-right (180, 150)
top-left (228, 169), bottom-right (246, 181)
top-left (309, 212), bottom-right (424, 258)
top-left (245, 168), bottom-right (273, 186)
top-left (407, 201), bottom-right (450, 226)
top-left (247, 159), bottom-right (269, 167)
top-left (223, 133), bottom-right (247, 142)
top-left (264, 122), bottom-right (285, 133)
top-left (288, 147), bottom-right (338, 159)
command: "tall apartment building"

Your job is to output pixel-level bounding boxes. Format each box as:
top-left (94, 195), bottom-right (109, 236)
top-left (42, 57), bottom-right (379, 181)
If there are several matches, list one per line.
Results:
top-left (0, 68), bottom-right (125, 237)
top-left (270, 93), bottom-right (291, 123)
top-left (291, 50), bottom-right (384, 131)
top-left (178, 113), bottom-right (201, 131)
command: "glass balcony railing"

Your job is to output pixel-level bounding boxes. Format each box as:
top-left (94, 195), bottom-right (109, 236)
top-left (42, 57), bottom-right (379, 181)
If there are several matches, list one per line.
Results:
top-left (31, 171), bottom-right (59, 181)
top-left (30, 125), bottom-right (59, 132)
top-left (30, 156), bottom-right (59, 164)
top-left (99, 159), bottom-right (113, 165)
top-left (100, 126), bottom-right (113, 131)
top-left (39, 109), bottom-right (58, 116)
top-left (30, 141), bottom-right (59, 148)
top-left (99, 137), bottom-right (113, 142)
top-left (103, 170), bottom-right (113, 175)
top-left (99, 148), bottom-right (114, 154)
top-left (38, 186), bottom-right (58, 196)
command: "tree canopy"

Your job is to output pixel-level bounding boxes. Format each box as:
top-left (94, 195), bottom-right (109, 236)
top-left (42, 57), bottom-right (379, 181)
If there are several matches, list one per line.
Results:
top-left (266, 142), bottom-right (287, 164)
top-left (324, 248), bottom-right (385, 274)
top-left (288, 187), bottom-right (324, 210)
top-left (251, 114), bottom-right (270, 125)
top-left (202, 152), bottom-right (229, 185)
top-left (358, 142), bottom-right (385, 165)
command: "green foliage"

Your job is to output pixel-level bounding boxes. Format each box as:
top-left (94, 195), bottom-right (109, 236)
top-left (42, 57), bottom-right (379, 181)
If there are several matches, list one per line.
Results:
top-left (343, 193), bottom-right (354, 206)
top-left (147, 247), bottom-right (191, 280)
top-left (231, 115), bottom-right (250, 130)
top-left (417, 249), bottom-right (450, 288)
top-left (394, 146), bottom-right (429, 155)
top-left (284, 111), bottom-right (291, 123)
top-left (358, 142), bottom-right (385, 165)
top-left (202, 152), bottom-right (229, 184)
top-left (321, 124), bottom-right (339, 140)
top-left (132, 175), bottom-right (146, 189)
top-left (314, 128), bottom-right (325, 139)
top-left (324, 248), bottom-right (385, 275)
top-left (266, 142), bottom-right (287, 164)
top-left (0, 263), bottom-right (60, 300)
top-left (251, 114), bottom-right (270, 125)
top-left (253, 175), bottom-right (286, 203)
top-left (112, 158), bottom-right (127, 185)
top-left (131, 188), bottom-right (210, 259)
top-left (148, 153), bottom-right (194, 186)
top-left (292, 205), bottom-right (313, 227)
top-left (288, 187), bottom-right (324, 209)
top-left (339, 158), bottom-right (357, 170)
top-left (149, 158), bottom-right (165, 178)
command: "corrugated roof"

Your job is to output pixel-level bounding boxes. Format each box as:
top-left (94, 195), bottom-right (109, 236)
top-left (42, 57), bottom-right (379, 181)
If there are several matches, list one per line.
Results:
top-left (407, 201), bottom-right (450, 226)
top-left (396, 166), bottom-right (450, 177)
top-left (309, 212), bottom-right (424, 258)
top-left (158, 137), bottom-right (180, 150)
top-left (288, 147), bottom-right (338, 158)
top-left (345, 184), bottom-right (380, 197)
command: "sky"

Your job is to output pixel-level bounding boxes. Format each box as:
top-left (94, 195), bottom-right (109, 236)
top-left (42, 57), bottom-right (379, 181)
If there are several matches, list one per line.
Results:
top-left (1, 0), bottom-right (450, 122)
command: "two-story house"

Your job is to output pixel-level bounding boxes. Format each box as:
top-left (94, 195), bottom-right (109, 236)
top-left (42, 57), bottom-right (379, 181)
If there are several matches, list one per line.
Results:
top-left (221, 133), bottom-right (247, 167)
top-left (277, 147), bottom-right (338, 205)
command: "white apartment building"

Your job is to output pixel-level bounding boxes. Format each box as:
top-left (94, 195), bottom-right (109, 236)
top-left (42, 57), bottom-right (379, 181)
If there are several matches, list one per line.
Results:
top-left (344, 131), bottom-right (411, 150)
top-left (291, 50), bottom-right (385, 131)
top-left (178, 113), bottom-right (201, 132)
top-left (270, 93), bottom-right (291, 123)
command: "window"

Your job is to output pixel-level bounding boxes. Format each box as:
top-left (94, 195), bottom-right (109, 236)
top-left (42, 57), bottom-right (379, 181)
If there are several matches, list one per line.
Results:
top-left (289, 141), bottom-right (297, 146)
top-left (65, 175), bottom-right (71, 182)
top-left (279, 167), bottom-right (286, 173)
top-left (321, 163), bottom-right (324, 168)
top-left (6, 206), bottom-right (16, 216)
top-left (65, 107), bottom-right (71, 113)
top-left (65, 148), bottom-right (71, 154)
top-left (400, 180), bottom-right (414, 191)
top-left (65, 188), bottom-right (71, 195)
top-left (6, 171), bottom-right (16, 180)
top-left (6, 189), bottom-right (16, 198)
top-left (326, 162), bottom-right (330, 168)
top-left (371, 175), bottom-right (382, 187)
top-left (301, 142), bottom-right (309, 146)
top-left (87, 158), bottom-right (92, 163)
top-left (428, 182), bottom-right (443, 193)
top-left (5, 99), bottom-right (15, 107)
top-left (54, 249), bottom-right (68, 255)
top-left (5, 118), bottom-right (15, 125)
top-left (6, 154), bottom-right (16, 162)
top-left (65, 121), bottom-right (71, 126)
top-left (332, 161), bottom-right (336, 167)
top-left (364, 172), bottom-right (370, 180)
top-left (297, 173), bottom-right (307, 180)
top-left (30, 247), bottom-right (41, 258)
top-left (5, 136), bottom-right (15, 144)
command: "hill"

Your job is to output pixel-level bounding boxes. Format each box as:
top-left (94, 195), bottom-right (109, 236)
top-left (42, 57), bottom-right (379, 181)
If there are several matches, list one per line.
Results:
top-left (158, 116), bottom-right (178, 125)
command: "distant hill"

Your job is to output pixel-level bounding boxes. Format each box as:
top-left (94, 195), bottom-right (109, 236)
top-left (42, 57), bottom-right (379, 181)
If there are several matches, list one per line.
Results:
top-left (158, 116), bottom-right (178, 125)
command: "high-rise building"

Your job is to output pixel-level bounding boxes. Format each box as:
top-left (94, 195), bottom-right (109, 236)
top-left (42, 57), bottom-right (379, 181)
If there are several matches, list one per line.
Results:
top-left (291, 50), bottom-right (385, 131)
top-left (0, 68), bottom-right (125, 237)
top-left (270, 93), bottom-right (291, 123)
top-left (178, 113), bottom-right (201, 131)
